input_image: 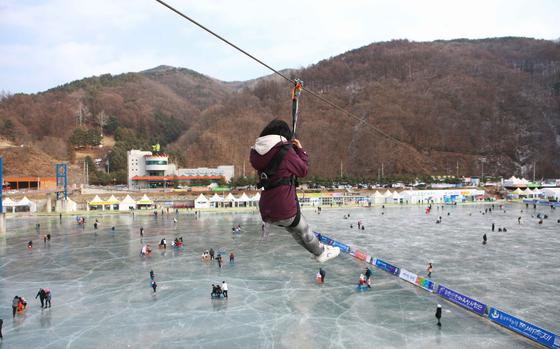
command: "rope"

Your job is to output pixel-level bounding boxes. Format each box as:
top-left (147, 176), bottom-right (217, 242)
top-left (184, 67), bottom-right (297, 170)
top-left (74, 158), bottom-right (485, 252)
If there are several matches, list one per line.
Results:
top-left (154, 0), bottom-right (414, 149)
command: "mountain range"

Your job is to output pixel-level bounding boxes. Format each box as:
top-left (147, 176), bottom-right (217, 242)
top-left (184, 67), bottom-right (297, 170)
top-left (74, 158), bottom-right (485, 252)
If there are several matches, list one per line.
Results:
top-left (1, 37), bottom-right (559, 180)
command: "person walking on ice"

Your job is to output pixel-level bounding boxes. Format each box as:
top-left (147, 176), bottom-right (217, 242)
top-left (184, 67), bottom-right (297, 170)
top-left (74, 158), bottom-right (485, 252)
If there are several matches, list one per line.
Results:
top-left (250, 119), bottom-right (340, 263)
top-left (151, 280), bottom-right (157, 293)
top-left (435, 304), bottom-right (442, 327)
top-left (426, 263), bottom-right (433, 278)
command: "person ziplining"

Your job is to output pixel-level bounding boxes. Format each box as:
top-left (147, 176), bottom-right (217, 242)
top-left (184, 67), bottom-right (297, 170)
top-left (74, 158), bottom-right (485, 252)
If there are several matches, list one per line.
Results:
top-left (249, 81), bottom-right (340, 263)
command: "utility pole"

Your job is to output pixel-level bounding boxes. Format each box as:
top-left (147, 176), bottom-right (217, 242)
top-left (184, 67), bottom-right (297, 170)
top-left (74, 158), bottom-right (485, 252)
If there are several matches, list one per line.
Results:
top-left (381, 162), bottom-right (384, 179)
top-left (340, 160), bottom-right (343, 178)
top-left (533, 161), bottom-right (536, 182)
top-left (456, 161), bottom-right (459, 178)
top-left (242, 161), bottom-right (246, 177)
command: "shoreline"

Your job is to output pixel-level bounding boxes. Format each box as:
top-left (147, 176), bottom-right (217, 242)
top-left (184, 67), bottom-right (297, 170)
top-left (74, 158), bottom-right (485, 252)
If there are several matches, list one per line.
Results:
top-left (2, 200), bottom-right (511, 219)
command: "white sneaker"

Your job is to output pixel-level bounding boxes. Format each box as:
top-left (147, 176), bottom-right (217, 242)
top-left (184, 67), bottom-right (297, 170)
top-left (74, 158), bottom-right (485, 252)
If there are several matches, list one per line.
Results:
top-left (316, 244), bottom-right (340, 263)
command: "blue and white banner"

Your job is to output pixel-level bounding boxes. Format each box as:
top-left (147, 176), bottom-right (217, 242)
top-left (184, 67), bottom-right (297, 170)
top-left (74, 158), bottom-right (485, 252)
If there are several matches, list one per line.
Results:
top-left (315, 233), bottom-right (351, 253)
top-left (375, 258), bottom-right (400, 276)
top-left (488, 307), bottom-right (559, 349)
top-left (398, 268), bottom-right (434, 292)
top-left (436, 285), bottom-right (486, 316)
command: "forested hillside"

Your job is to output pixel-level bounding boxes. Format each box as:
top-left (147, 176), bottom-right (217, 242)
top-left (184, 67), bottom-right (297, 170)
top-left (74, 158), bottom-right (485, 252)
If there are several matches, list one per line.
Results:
top-left (1, 38), bottom-right (559, 180)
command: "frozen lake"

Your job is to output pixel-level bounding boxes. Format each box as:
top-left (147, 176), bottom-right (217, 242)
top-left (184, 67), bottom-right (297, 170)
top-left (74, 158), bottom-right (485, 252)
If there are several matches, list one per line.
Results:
top-left (0, 203), bottom-right (558, 348)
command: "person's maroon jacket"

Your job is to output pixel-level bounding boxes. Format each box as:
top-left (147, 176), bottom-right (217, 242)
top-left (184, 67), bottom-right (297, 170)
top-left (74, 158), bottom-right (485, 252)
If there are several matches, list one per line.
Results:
top-left (250, 135), bottom-right (308, 222)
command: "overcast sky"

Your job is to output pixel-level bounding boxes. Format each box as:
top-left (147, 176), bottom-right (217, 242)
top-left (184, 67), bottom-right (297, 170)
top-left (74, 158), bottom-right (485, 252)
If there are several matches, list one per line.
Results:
top-left (1, 0), bottom-right (558, 93)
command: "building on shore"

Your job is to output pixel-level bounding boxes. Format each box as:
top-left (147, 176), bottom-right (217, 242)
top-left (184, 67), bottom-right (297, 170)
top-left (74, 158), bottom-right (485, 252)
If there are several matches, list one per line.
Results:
top-left (127, 149), bottom-right (234, 189)
top-left (3, 176), bottom-right (56, 191)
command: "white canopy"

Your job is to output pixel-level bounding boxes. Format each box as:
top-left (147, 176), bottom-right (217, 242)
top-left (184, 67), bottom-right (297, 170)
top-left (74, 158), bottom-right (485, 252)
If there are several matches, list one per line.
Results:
top-left (392, 191), bottom-right (403, 199)
top-left (210, 193), bottom-right (224, 202)
top-left (196, 194), bottom-right (209, 203)
top-left (120, 195), bottom-right (136, 205)
top-left (194, 193), bottom-right (210, 208)
top-left (542, 188), bottom-right (560, 200)
top-left (17, 196), bottom-right (33, 205)
top-left (251, 192), bottom-right (261, 202)
top-left (119, 195), bottom-right (137, 211)
top-left (523, 188), bottom-right (534, 195)
top-left (224, 193), bottom-right (236, 202)
top-left (2, 197), bottom-right (16, 207)
top-left (383, 190), bottom-right (393, 197)
top-left (373, 191), bottom-right (384, 198)
top-left (237, 193), bottom-right (250, 202)
top-left (15, 196), bottom-right (37, 212)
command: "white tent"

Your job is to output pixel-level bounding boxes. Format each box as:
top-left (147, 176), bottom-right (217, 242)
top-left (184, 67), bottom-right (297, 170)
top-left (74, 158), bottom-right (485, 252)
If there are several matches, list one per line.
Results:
top-left (236, 192), bottom-right (250, 207)
top-left (532, 188), bottom-right (543, 196)
top-left (15, 196), bottom-right (37, 212)
top-left (383, 190), bottom-right (393, 203)
top-left (119, 195), bottom-right (137, 211)
top-left (194, 194), bottom-right (210, 209)
top-left (223, 193), bottom-right (236, 207)
top-left (210, 193), bottom-right (223, 202)
top-left (372, 191), bottom-right (384, 204)
top-left (209, 193), bottom-right (224, 208)
top-left (523, 188), bottom-right (534, 198)
top-left (2, 197), bottom-right (16, 213)
top-left (391, 191), bottom-right (403, 203)
top-left (542, 188), bottom-right (560, 201)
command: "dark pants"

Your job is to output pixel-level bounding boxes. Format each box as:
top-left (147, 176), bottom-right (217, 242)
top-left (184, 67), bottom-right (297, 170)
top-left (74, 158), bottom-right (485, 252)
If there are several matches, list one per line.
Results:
top-left (12, 306), bottom-right (17, 318)
top-left (223, 290), bottom-right (228, 298)
top-left (39, 298), bottom-right (44, 308)
top-left (45, 298), bottom-right (51, 308)
top-left (0, 318), bottom-right (3, 339)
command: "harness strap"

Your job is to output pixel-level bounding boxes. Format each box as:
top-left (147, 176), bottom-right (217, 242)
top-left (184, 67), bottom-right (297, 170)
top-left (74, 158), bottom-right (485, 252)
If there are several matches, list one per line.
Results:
top-left (288, 196), bottom-right (301, 228)
top-left (257, 144), bottom-right (293, 190)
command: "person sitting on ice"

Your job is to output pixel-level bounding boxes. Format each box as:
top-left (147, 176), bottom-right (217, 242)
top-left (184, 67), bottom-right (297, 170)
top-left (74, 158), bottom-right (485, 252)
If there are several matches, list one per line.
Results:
top-left (250, 119), bottom-right (340, 263)
top-left (359, 273), bottom-right (366, 286)
top-left (159, 238), bottom-right (167, 249)
top-left (211, 284), bottom-right (222, 298)
top-left (141, 244), bottom-right (152, 256)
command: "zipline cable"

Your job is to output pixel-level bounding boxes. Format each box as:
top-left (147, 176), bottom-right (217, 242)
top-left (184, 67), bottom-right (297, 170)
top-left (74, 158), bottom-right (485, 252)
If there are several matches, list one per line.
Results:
top-left (154, 0), bottom-right (413, 148)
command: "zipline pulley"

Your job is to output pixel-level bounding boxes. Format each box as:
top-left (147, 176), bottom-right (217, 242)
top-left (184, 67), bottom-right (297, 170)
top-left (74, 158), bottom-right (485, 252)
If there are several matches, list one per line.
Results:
top-left (291, 79), bottom-right (303, 139)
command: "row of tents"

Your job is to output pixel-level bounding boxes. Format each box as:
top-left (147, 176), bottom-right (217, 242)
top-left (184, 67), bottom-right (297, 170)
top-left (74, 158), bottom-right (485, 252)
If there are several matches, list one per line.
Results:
top-left (194, 193), bottom-right (261, 208)
top-left (510, 187), bottom-right (560, 200)
top-left (87, 194), bottom-right (154, 211)
top-left (2, 196), bottom-right (37, 213)
top-left (87, 192), bottom-right (263, 211)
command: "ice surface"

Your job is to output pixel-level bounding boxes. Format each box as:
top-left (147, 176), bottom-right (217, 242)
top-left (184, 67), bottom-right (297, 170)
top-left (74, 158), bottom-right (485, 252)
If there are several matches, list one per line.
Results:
top-left (0, 203), bottom-right (558, 348)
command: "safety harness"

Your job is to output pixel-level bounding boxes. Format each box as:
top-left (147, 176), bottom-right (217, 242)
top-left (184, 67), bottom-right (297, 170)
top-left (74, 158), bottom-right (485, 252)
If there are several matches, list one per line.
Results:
top-left (257, 144), bottom-right (296, 190)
